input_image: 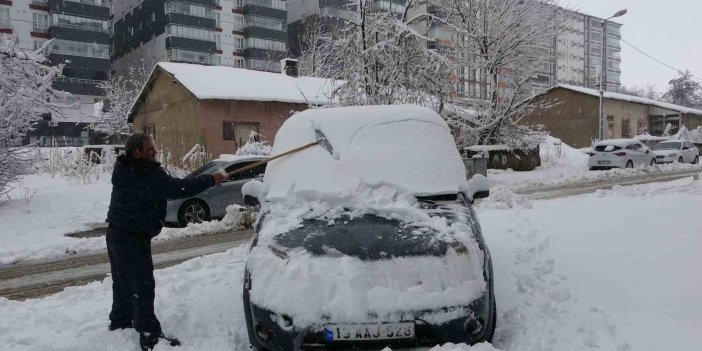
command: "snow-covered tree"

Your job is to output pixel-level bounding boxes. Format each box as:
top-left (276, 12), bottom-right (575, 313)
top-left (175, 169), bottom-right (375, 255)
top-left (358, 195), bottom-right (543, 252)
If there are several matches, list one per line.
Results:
top-left (312, 0), bottom-right (452, 112)
top-left (663, 70), bottom-right (701, 108)
top-left (436, 0), bottom-right (567, 148)
top-left (235, 131), bottom-right (271, 156)
top-left (96, 61), bottom-right (151, 137)
top-left (0, 36), bottom-right (68, 195)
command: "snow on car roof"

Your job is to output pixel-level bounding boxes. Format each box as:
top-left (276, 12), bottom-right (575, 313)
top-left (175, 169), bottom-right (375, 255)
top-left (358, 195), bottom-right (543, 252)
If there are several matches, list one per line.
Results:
top-left (263, 105), bottom-right (468, 201)
top-left (594, 139), bottom-right (638, 147)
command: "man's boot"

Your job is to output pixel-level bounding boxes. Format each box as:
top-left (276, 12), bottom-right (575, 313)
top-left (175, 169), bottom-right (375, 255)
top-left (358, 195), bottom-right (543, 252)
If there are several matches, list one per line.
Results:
top-left (108, 320), bottom-right (133, 331)
top-left (140, 331), bottom-right (181, 350)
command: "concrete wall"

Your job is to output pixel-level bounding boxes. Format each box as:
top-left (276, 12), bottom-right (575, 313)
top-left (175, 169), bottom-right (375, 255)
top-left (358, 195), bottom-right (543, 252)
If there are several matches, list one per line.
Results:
top-left (132, 70), bottom-right (202, 166)
top-left (196, 99), bottom-right (308, 157)
top-left (523, 88), bottom-right (650, 148)
top-left (522, 88), bottom-right (599, 148)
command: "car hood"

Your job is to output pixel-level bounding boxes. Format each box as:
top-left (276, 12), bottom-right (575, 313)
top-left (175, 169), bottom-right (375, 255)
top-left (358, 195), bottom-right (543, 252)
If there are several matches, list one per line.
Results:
top-left (653, 150), bottom-right (680, 156)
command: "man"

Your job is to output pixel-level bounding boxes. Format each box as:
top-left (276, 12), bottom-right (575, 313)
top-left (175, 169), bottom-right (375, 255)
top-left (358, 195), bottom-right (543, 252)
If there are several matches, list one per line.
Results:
top-left (106, 134), bottom-right (226, 350)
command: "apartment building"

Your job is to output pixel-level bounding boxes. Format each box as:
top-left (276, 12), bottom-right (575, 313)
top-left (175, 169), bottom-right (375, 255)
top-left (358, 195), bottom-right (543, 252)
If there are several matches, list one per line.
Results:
top-left (111, 0), bottom-right (287, 75)
top-left (0, 0), bottom-right (111, 123)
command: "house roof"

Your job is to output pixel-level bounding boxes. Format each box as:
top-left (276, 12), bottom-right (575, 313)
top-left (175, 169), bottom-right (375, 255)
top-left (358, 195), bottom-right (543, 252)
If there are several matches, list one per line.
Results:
top-left (129, 62), bottom-right (340, 121)
top-left (161, 62), bottom-right (336, 102)
top-left (553, 84), bottom-right (702, 115)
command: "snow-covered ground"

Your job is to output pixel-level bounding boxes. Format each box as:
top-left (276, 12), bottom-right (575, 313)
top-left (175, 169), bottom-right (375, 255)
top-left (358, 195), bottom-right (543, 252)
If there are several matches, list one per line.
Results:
top-left (488, 137), bottom-right (701, 190)
top-left (2, 177), bottom-right (700, 350)
top-left (0, 173), bottom-right (245, 265)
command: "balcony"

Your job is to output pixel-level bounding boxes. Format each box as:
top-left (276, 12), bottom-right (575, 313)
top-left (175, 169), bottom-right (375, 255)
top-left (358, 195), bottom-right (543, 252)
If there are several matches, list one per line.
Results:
top-left (51, 22), bottom-right (109, 33)
top-left (64, 0), bottom-right (108, 7)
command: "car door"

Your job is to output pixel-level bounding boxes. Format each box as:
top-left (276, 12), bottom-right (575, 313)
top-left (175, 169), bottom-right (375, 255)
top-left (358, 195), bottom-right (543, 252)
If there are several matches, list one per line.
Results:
top-left (684, 142), bottom-right (696, 162)
top-left (200, 160), bottom-right (261, 218)
top-left (625, 143), bottom-right (642, 165)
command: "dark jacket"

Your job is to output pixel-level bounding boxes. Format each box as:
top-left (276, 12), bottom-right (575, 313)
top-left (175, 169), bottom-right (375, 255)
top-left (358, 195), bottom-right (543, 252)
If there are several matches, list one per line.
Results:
top-left (106, 155), bottom-right (214, 236)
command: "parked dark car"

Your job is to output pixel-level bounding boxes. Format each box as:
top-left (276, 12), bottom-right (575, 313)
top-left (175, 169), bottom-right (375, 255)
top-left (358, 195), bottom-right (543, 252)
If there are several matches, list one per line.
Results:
top-left (164, 155), bottom-right (266, 226)
top-left (243, 193), bottom-right (495, 350)
top-left (242, 105), bottom-right (495, 351)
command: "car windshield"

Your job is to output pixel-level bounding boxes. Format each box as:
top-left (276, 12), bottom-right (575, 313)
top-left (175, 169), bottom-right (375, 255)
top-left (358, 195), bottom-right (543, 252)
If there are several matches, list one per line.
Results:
top-left (654, 142), bottom-right (681, 150)
top-left (272, 195), bottom-right (472, 260)
top-left (187, 161), bottom-right (227, 178)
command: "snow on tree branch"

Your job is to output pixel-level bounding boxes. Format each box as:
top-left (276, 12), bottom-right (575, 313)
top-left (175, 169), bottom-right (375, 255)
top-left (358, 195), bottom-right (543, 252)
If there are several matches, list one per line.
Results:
top-left (96, 61), bottom-right (152, 137)
top-left (0, 36), bottom-right (68, 195)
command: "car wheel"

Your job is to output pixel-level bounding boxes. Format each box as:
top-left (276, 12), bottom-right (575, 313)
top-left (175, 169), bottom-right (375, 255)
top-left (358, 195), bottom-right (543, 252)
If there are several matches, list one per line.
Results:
top-left (678, 156), bottom-right (684, 163)
top-left (650, 158), bottom-right (656, 166)
top-left (625, 160), bottom-right (633, 168)
top-left (694, 156), bottom-right (699, 164)
top-left (177, 199), bottom-right (210, 226)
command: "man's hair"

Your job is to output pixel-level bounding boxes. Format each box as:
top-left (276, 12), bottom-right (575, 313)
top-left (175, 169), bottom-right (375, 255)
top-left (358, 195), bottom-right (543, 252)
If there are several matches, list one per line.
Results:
top-left (125, 134), bottom-right (153, 157)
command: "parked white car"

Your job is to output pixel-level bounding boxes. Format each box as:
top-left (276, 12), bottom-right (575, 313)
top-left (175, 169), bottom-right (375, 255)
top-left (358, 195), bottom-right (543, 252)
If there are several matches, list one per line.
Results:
top-left (588, 139), bottom-right (656, 170)
top-left (652, 140), bottom-right (699, 164)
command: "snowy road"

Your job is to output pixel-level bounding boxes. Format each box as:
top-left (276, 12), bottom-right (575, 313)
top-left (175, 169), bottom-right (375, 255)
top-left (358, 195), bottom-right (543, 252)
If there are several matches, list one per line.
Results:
top-left (1, 177), bottom-right (700, 350)
top-left (514, 168), bottom-right (701, 199)
top-left (0, 229), bottom-right (253, 300)
top-left (3, 169), bottom-right (701, 301)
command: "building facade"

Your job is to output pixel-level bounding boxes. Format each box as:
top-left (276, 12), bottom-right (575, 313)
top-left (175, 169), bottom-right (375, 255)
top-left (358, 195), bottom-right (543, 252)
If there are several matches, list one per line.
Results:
top-left (111, 0), bottom-right (287, 75)
top-left (0, 0), bottom-right (110, 125)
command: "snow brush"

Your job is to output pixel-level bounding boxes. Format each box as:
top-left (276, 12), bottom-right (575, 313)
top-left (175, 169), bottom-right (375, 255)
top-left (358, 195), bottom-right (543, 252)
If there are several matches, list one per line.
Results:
top-left (225, 127), bottom-right (337, 178)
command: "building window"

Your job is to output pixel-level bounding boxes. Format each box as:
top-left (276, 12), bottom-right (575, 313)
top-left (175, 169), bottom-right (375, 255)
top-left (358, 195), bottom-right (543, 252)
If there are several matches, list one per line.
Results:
top-left (245, 15), bottom-right (285, 31)
top-left (51, 13), bottom-right (109, 32)
top-left (233, 14), bottom-right (245, 31)
top-left (215, 34), bottom-right (220, 49)
top-left (152, 12), bottom-right (156, 22)
top-left (215, 12), bottom-right (220, 27)
top-left (166, 24), bottom-right (214, 41)
top-left (33, 40), bottom-right (47, 50)
top-left (50, 39), bottom-right (110, 59)
top-left (33, 13), bottom-right (49, 31)
top-left (621, 118), bottom-right (631, 138)
top-left (223, 121), bottom-right (259, 148)
top-left (235, 0), bottom-right (243, 8)
top-left (233, 36), bottom-right (244, 52)
top-left (0, 8), bottom-right (10, 29)
top-left (244, 37), bottom-right (285, 51)
top-left (233, 57), bottom-right (244, 68)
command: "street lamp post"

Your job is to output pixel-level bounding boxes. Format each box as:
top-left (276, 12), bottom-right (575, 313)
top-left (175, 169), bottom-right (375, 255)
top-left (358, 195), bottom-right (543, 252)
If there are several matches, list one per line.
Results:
top-left (598, 9), bottom-right (627, 141)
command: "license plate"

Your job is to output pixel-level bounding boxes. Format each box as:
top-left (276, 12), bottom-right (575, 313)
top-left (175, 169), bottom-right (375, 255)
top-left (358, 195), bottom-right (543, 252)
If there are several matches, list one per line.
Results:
top-left (597, 160), bottom-right (611, 165)
top-left (323, 322), bottom-right (415, 342)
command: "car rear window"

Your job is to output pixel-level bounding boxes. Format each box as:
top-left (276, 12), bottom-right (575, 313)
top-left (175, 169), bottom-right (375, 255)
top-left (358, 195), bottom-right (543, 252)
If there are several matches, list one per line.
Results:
top-left (594, 145), bottom-right (622, 152)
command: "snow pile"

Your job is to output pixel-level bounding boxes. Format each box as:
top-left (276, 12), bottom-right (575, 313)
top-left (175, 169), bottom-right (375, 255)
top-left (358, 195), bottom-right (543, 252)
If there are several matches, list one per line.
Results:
top-left (156, 204), bottom-right (247, 241)
top-left (265, 105), bottom-right (469, 201)
top-left (234, 132), bottom-right (272, 156)
top-left (489, 136), bottom-right (701, 190)
top-left (476, 186), bottom-right (531, 210)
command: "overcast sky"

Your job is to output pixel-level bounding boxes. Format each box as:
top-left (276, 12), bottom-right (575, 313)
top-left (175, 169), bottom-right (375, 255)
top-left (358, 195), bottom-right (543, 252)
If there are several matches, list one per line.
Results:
top-left (571, 0), bottom-right (701, 93)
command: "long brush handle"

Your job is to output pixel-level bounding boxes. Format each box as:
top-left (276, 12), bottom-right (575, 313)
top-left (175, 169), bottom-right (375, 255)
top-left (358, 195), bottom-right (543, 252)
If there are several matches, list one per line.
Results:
top-left (226, 141), bottom-right (319, 177)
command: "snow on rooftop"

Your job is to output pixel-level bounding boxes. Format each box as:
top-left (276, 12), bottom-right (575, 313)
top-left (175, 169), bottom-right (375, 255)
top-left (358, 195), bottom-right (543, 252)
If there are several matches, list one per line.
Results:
top-left (157, 62), bottom-right (339, 105)
top-left (263, 104), bottom-right (469, 202)
top-left (556, 84), bottom-right (702, 115)
top-left (594, 138), bottom-right (637, 147)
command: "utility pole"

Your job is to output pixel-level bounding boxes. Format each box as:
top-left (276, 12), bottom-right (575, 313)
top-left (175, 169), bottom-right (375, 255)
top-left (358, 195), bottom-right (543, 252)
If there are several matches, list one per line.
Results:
top-left (598, 9), bottom-right (627, 141)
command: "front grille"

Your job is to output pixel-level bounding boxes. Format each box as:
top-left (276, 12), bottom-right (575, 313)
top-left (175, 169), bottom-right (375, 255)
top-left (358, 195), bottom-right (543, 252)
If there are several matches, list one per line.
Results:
top-left (656, 155), bottom-right (664, 158)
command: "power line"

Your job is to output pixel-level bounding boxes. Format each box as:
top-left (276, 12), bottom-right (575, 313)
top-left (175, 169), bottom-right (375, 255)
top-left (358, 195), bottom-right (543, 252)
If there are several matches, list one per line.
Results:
top-left (620, 37), bottom-right (702, 82)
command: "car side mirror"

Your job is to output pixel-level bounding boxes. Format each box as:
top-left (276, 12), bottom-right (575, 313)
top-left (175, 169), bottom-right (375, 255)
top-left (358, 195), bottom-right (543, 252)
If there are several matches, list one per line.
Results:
top-left (466, 174), bottom-right (490, 201)
top-left (242, 180), bottom-right (264, 206)
top-left (244, 195), bottom-right (259, 207)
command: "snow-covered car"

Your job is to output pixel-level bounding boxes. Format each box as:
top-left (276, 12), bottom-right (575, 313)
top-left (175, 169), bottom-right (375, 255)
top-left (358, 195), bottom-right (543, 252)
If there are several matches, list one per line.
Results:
top-left (652, 140), bottom-right (699, 164)
top-left (588, 139), bottom-right (656, 170)
top-left (242, 105), bottom-right (495, 351)
top-left (164, 155), bottom-right (266, 226)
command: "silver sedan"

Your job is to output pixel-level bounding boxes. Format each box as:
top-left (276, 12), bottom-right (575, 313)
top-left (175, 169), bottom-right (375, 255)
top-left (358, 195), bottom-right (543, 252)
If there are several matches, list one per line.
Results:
top-left (165, 155), bottom-right (266, 226)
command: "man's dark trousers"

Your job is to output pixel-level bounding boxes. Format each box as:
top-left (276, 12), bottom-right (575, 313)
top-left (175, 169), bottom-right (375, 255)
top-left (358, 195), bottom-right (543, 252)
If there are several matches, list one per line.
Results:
top-left (106, 225), bottom-right (161, 334)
